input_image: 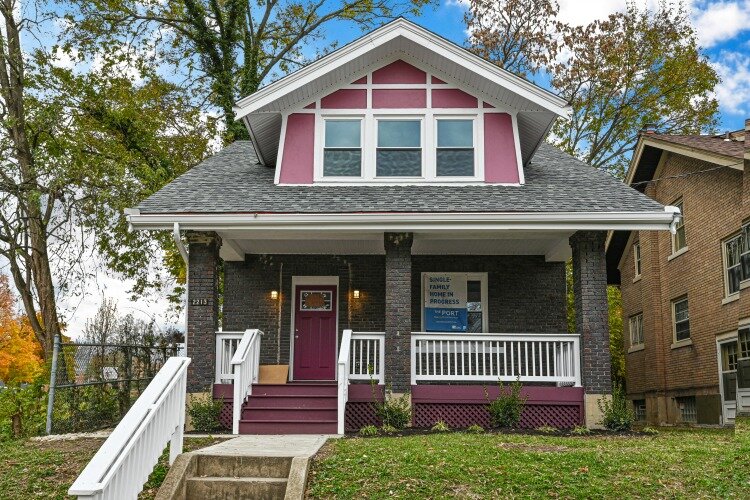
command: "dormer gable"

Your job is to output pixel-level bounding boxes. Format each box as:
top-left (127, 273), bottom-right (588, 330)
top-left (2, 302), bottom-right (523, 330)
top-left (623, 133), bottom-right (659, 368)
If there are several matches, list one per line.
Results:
top-left (234, 18), bottom-right (570, 186)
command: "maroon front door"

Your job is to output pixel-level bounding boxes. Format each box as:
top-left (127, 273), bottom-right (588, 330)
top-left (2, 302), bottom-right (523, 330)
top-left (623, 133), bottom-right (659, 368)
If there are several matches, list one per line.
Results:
top-left (293, 285), bottom-right (337, 380)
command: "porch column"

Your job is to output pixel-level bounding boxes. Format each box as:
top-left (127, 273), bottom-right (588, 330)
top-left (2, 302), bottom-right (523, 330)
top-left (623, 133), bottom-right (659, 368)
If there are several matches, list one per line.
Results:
top-left (570, 231), bottom-right (612, 428)
top-left (384, 232), bottom-right (413, 392)
top-left (186, 231), bottom-right (221, 393)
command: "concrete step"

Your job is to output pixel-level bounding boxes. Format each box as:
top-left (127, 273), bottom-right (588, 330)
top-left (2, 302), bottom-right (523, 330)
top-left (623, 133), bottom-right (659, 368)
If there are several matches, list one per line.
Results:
top-left (186, 476), bottom-right (287, 500)
top-left (196, 454), bottom-right (293, 478)
top-left (242, 408), bottom-right (337, 421)
top-left (252, 383), bottom-right (337, 397)
top-left (243, 395), bottom-right (338, 409)
top-left (239, 419), bottom-right (337, 434)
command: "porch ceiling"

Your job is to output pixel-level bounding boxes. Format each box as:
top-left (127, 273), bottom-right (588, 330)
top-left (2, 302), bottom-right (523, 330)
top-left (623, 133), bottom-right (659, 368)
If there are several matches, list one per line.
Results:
top-left (217, 230), bottom-right (573, 262)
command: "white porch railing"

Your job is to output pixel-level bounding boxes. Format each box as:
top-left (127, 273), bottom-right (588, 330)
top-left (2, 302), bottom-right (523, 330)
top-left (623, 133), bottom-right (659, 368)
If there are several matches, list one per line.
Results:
top-left (68, 357), bottom-right (190, 500)
top-left (231, 329), bottom-right (262, 435)
top-left (349, 331), bottom-right (386, 384)
top-left (337, 329), bottom-right (353, 435)
top-left (215, 332), bottom-right (243, 383)
top-left (410, 333), bottom-right (581, 386)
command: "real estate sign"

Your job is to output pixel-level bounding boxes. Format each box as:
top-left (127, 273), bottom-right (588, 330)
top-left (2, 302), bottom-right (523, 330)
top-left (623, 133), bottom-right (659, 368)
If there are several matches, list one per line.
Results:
top-left (424, 273), bottom-right (467, 332)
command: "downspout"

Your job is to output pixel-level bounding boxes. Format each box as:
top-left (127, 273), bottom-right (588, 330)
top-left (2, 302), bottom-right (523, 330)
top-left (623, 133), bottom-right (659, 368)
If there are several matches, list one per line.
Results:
top-left (665, 205), bottom-right (681, 235)
top-left (173, 223), bottom-right (189, 355)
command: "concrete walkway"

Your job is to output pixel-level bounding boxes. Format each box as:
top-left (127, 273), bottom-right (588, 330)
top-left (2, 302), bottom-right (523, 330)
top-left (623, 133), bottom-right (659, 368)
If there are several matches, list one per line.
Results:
top-left (197, 434), bottom-right (333, 458)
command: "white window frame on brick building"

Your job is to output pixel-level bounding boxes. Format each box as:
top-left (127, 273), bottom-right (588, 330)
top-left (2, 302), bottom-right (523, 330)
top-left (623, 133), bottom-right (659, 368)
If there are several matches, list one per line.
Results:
top-left (633, 241), bottom-right (642, 281)
top-left (671, 296), bottom-right (691, 346)
top-left (629, 312), bottom-right (644, 351)
top-left (669, 198), bottom-right (687, 259)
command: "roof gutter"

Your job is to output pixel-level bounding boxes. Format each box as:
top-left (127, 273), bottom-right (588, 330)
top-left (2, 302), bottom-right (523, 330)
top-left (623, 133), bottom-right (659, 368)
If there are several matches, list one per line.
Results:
top-left (126, 209), bottom-right (680, 233)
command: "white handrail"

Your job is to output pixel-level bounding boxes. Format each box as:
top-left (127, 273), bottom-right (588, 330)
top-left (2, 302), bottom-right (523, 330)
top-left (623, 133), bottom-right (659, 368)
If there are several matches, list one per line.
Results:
top-left (411, 332), bottom-right (581, 386)
top-left (231, 329), bottom-right (262, 435)
top-left (215, 332), bottom-right (243, 383)
top-left (337, 329), bottom-right (353, 435)
top-left (69, 356), bottom-right (190, 500)
top-left (349, 332), bottom-right (386, 384)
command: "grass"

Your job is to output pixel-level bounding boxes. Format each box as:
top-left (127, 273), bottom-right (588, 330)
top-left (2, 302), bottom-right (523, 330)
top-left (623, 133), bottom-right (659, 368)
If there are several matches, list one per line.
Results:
top-left (0, 436), bottom-right (225, 499)
top-left (308, 427), bottom-right (750, 498)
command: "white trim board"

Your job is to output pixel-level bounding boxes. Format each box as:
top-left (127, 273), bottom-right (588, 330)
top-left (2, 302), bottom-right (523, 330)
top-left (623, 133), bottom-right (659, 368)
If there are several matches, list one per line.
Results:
top-left (289, 276), bottom-right (340, 382)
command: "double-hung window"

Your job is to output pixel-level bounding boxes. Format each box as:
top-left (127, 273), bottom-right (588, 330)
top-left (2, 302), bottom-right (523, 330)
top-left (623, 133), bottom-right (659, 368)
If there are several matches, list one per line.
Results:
top-left (671, 199), bottom-right (686, 254)
top-left (436, 119), bottom-right (474, 177)
top-left (741, 222), bottom-right (750, 283)
top-left (376, 119), bottom-right (422, 177)
top-left (323, 119), bottom-right (362, 177)
top-left (633, 242), bottom-right (642, 279)
top-left (629, 313), bottom-right (644, 347)
top-left (672, 296), bottom-right (690, 343)
top-left (725, 233), bottom-right (742, 296)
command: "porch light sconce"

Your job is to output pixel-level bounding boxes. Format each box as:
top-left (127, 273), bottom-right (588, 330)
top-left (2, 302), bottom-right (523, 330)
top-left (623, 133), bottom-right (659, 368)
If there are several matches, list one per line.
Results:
top-left (353, 290), bottom-right (360, 299)
top-left (270, 290), bottom-right (279, 300)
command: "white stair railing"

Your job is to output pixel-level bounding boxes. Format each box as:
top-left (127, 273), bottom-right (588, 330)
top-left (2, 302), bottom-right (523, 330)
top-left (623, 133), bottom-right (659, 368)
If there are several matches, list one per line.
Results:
top-left (337, 329), bottom-right (353, 435)
top-left (68, 357), bottom-right (190, 500)
top-left (215, 332), bottom-right (243, 383)
top-left (231, 329), bottom-right (262, 435)
top-left (411, 333), bottom-right (581, 386)
top-left (349, 332), bottom-right (386, 384)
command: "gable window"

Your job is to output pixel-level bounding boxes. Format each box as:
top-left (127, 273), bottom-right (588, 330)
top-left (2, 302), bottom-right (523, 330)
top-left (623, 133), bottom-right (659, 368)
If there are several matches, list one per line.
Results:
top-left (323, 119), bottom-right (362, 177)
top-left (672, 296), bottom-right (690, 343)
top-left (671, 199), bottom-right (686, 255)
top-left (376, 119), bottom-right (422, 177)
top-left (633, 241), bottom-right (642, 279)
top-left (629, 313), bottom-right (644, 347)
top-left (436, 119), bottom-right (474, 177)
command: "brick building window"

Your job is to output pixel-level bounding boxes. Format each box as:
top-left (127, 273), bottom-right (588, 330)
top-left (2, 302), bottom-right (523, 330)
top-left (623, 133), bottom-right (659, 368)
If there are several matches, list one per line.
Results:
top-left (633, 399), bottom-right (646, 421)
top-left (720, 340), bottom-right (738, 403)
top-left (724, 233), bottom-right (743, 296)
top-left (741, 222), bottom-right (750, 283)
top-left (671, 296), bottom-right (690, 342)
top-left (633, 241), bottom-right (642, 278)
top-left (740, 327), bottom-right (750, 360)
top-left (671, 199), bottom-right (686, 254)
top-left (676, 396), bottom-right (697, 423)
top-left (629, 313), bottom-right (644, 347)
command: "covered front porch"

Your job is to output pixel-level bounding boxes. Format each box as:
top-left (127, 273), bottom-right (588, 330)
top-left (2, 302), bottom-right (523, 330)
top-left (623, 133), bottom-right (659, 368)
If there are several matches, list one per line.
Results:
top-left (183, 228), bottom-right (612, 434)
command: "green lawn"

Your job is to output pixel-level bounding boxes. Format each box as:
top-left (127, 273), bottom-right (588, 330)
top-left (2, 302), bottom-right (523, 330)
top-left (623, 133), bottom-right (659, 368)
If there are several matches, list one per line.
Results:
top-left (308, 428), bottom-right (750, 499)
top-left (0, 436), bottom-right (225, 499)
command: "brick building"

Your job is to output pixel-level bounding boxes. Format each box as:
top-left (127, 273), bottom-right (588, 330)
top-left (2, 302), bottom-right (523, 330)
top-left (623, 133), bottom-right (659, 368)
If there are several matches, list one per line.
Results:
top-left (126, 19), bottom-right (679, 434)
top-left (606, 121), bottom-right (750, 425)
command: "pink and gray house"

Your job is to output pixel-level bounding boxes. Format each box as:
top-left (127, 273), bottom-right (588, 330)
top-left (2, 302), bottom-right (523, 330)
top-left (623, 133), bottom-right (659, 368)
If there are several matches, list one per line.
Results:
top-left (125, 19), bottom-right (680, 434)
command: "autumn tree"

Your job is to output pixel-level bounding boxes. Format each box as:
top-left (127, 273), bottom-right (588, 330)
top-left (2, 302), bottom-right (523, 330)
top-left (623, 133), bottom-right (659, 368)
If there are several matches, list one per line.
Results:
top-left (0, 1), bottom-right (211, 356)
top-left (465, 1), bottom-right (719, 176)
top-left (0, 275), bottom-right (43, 384)
top-left (465, 0), bottom-right (563, 78)
top-left (63, 0), bottom-right (435, 142)
top-left (549, 2), bottom-right (718, 176)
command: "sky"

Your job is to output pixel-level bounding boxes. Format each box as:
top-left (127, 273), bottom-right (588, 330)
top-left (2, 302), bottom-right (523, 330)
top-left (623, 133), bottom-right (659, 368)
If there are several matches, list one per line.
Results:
top-left (4, 0), bottom-right (750, 337)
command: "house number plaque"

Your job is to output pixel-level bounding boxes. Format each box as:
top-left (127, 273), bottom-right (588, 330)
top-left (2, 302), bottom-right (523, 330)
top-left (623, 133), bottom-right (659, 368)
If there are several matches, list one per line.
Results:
top-left (191, 298), bottom-right (208, 306)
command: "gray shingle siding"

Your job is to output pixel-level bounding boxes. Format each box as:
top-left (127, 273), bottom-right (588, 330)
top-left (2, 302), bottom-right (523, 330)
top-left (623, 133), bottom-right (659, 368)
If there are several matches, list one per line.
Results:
top-left (136, 141), bottom-right (664, 214)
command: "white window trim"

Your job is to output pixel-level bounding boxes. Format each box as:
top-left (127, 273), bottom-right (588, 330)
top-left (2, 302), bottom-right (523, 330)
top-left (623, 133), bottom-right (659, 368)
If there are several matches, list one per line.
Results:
top-left (320, 117), bottom-right (364, 179)
top-left (723, 231), bottom-right (743, 299)
top-left (373, 115), bottom-right (426, 180)
top-left (629, 312), bottom-right (644, 349)
top-left (419, 272), bottom-right (488, 333)
top-left (432, 115), bottom-right (483, 181)
top-left (671, 296), bottom-right (691, 346)
top-left (633, 241), bottom-right (642, 281)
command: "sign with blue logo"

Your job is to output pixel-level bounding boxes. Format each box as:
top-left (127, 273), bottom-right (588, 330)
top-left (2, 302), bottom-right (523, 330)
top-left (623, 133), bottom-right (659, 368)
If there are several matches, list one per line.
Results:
top-left (424, 273), bottom-right (468, 332)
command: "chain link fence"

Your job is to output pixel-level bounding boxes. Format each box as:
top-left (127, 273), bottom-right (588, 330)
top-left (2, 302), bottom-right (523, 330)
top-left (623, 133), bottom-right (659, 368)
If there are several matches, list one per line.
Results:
top-left (46, 336), bottom-right (184, 433)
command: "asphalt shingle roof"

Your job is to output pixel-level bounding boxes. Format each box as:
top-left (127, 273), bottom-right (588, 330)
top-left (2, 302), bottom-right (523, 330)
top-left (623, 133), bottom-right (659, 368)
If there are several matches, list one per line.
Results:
top-left (136, 141), bottom-right (664, 214)
top-left (647, 133), bottom-right (744, 160)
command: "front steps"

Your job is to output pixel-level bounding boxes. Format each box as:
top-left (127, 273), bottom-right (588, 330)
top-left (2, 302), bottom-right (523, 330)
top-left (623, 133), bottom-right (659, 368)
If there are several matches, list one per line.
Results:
top-left (239, 383), bottom-right (338, 434)
top-left (185, 455), bottom-right (291, 499)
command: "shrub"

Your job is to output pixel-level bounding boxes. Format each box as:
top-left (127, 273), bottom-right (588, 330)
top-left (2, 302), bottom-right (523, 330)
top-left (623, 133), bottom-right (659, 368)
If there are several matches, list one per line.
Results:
top-left (380, 424), bottom-right (398, 434)
top-left (465, 424), bottom-right (484, 434)
top-left (0, 378), bottom-right (47, 440)
top-left (598, 384), bottom-right (634, 432)
top-left (571, 425), bottom-right (591, 436)
top-left (431, 420), bottom-right (450, 432)
top-left (485, 379), bottom-right (527, 429)
top-left (536, 425), bottom-right (558, 434)
top-left (359, 425), bottom-right (378, 436)
top-left (373, 385), bottom-right (410, 430)
top-left (187, 393), bottom-right (223, 432)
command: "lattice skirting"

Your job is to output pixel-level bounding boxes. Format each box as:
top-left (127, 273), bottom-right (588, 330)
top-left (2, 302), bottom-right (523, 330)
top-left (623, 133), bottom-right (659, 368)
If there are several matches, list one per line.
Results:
top-left (345, 402), bottom-right (381, 432)
top-left (212, 384), bottom-right (233, 430)
top-left (412, 402), bottom-right (583, 429)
